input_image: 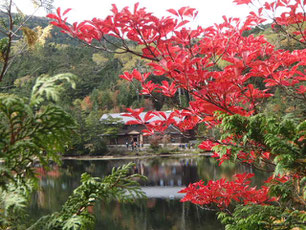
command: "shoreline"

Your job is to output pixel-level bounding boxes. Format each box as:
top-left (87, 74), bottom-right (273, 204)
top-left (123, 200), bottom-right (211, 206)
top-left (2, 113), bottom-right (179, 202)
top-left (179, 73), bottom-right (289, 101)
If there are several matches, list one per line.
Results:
top-left (0, 152), bottom-right (212, 163)
top-left (62, 152), bottom-right (213, 161)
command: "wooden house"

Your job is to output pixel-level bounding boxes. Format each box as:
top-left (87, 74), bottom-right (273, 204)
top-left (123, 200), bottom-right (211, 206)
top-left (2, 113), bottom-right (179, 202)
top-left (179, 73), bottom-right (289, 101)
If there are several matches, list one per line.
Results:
top-left (100, 112), bottom-right (194, 148)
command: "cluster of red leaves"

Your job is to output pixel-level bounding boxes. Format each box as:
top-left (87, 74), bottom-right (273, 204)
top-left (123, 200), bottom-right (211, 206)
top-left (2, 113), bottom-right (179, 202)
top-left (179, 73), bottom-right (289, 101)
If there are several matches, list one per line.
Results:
top-left (120, 69), bottom-right (150, 82)
top-left (179, 173), bottom-right (275, 208)
top-left (199, 138), bottom-right (272, 165)
top-left (122, 108), bottom-right (200, 135)
top-left (48, 3), bottom-right (196, 45)
top-left (120, 69), bottom-right (178, 97)
top-left (213, 149), bottom-right (270, 165)
top-left (235, 0), bottom-right (306, 42)
top-left (198, 140), bottom-right (218, 151)
top-left (265, 174), bottom-right (290, 184)
top-left (47, 2), bottom-right (305, 128)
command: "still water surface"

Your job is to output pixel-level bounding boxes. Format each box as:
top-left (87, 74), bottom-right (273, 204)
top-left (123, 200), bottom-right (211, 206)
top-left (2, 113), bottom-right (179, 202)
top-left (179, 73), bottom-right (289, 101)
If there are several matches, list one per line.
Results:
top-left (30, 156), bottom-right (268, 230)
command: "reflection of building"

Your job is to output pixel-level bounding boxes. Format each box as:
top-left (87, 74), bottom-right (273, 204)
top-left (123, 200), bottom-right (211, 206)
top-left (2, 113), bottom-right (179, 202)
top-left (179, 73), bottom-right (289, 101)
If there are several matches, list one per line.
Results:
top-left (107, 159), bottom-right (199, 187)
top-left (100, 112), bottom-right (195, 148)
top-left (141, 160), bottom-right (199, 187)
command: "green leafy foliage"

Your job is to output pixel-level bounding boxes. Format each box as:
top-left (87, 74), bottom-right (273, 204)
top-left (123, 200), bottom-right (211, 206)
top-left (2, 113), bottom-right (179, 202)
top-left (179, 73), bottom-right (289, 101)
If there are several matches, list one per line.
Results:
top-left (0, 74), bottom-right (77, 188)
top-left (0, 74), bottom-right (146, 230)
top-left (218, 204), bottom-right (305, 230)
top-left (216, 112), bottom-right (305, 175)
top-left (214, 112), bottom-right (305, 229)
top-left (0, 3), bottom-right (149, 229)
top-left (100, 116), bottom-right (123, 137)
top-left (66, 108), bottom-right (108, 155)
top-left (30, 73), bottom-right (77, 106)
top-left (0, 37), bottom-right (9, 62)
top-left (0, 180), bottom-right (36, 229)
top-left (31, 163), bottom-right (146, 230)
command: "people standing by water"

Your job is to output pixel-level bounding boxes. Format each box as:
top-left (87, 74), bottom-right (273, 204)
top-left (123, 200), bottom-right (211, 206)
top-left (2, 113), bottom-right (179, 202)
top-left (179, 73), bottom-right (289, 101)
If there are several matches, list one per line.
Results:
top-left (130, 140), bottom-right (134, 150)
top-left (133, 141), bottom-right (137, 150)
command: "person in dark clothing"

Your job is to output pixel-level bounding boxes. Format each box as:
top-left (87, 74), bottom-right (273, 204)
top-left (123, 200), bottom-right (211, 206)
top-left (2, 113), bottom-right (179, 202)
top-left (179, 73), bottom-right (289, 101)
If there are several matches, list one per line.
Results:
top-left (132, 141), bottom-right (137, 150)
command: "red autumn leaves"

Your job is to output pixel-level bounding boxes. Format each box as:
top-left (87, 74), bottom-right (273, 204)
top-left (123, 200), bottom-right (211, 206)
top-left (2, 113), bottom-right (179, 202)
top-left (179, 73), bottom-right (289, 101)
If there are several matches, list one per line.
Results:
top-left (122, 108), bottom-right (196, 135)
top-left (119, 69), bottom-right (177, 97)
top-left (47, 0), bottom-right (305, 210)
top-left (47, 0), bottom-right (305, 158)
top-left (47, 2), bottom-right (305, 124)
top-left (179, 173), bottom-right (275, 208)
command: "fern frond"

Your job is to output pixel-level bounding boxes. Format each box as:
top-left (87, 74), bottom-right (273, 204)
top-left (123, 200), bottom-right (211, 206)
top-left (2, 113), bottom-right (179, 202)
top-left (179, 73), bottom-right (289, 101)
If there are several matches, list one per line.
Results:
top-left (36, 163), bottom-right (146, 230)
top-left (30, 73), bottom-right (77, 107)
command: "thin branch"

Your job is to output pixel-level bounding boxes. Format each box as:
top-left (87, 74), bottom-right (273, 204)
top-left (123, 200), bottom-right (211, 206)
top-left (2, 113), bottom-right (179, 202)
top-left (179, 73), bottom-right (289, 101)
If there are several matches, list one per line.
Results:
top-left (0, 0), bottom-right (13, 82)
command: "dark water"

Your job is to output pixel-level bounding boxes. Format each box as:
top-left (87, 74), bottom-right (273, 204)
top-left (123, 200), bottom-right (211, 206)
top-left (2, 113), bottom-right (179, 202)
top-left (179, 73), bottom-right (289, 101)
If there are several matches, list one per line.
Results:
top-left (30, 156), bottom-right (269, 230)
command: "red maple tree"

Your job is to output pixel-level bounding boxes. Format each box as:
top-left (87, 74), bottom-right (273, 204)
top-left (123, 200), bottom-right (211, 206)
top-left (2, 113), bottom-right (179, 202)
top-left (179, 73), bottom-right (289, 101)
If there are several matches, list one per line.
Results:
top-left (48, 0), bottom-right (305, 227)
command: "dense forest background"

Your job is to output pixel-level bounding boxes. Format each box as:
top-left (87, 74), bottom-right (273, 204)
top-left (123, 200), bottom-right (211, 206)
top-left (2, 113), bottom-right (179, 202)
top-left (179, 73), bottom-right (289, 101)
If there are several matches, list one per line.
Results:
top-left (0, 14), bottom-right (304, 155)
top-left (0, 14), bottom-right (164, 155)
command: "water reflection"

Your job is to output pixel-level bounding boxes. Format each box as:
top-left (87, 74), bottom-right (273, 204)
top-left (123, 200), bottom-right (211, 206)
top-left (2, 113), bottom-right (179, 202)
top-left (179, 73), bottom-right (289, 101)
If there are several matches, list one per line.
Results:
top-left (30, 156), bottom-right (269, 230)
top-left (95, 199), bottom-right (221, 230)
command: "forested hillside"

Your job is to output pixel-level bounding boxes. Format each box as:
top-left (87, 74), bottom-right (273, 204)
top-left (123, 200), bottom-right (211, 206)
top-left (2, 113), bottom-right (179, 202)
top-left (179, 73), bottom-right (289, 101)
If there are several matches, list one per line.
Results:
top-left (0, 14), bottom-right (173, 154)
top-left (0, 13), bottom-right (164, 107)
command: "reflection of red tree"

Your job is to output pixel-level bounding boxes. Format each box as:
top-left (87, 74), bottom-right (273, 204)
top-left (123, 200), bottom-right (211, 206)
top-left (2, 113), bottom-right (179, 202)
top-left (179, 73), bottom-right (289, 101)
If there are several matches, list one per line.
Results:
top-left (113, 203), bottom-right (122, 219)
top-left (37, 190), bottom-right (45, 208)
top-left (35, 165), bottom-right (61, 179)
top-left (146, 199), bottom-right (156, 208)
top-left (87, 206), bottom-right (94, 214)
top-left (47, 166), bottom-right (61, 178)
top-left (35, 167), bottom-right (45, 179)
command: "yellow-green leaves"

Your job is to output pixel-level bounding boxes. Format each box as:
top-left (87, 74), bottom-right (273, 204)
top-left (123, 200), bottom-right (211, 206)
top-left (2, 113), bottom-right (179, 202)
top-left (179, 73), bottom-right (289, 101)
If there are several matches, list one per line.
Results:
top-left (30, 73), bottom-right (77, 107)
top-left (21, 26), bottom-right (39, 48)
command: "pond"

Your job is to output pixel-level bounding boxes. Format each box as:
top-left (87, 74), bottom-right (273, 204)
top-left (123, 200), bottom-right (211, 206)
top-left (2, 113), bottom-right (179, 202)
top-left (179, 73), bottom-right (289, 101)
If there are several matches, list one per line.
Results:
top-left (30, 156), bottom-right (269, 230)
